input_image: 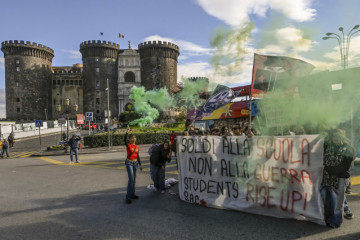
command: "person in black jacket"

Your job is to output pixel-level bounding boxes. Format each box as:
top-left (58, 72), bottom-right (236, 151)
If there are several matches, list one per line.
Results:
top-left (150, 140), bottom-right (171, 193)
top-left (68, 134), bottom-right (81, 164)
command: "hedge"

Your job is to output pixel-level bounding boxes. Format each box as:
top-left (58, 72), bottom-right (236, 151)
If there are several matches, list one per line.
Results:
top-left (84, 132), bottom-right (180, 148)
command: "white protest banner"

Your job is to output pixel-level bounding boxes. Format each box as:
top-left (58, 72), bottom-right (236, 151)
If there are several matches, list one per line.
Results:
top-left (177, 135), bottom-right (325, 225)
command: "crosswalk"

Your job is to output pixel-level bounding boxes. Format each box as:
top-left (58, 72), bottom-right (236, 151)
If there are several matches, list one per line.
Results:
top-left (1, 151), bottom-right (41, 159)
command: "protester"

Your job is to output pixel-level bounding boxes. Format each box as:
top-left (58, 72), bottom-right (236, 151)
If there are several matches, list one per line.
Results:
top-left (169, 131), bottom-right (177, 145)
top-left (148, 143), bottom-right (159, 181)
top-left (8, 131), bottom-right (15, 148)
top-left (321, 128), bottom-right (355, 228)
top-left (232, 124), bottom-right (243, 136)
top-left (1, 138), bottom-right (10, 158)
top-left (150, 140), bottom-right (171, 193)
top-left (221, 126), bottom-right (233, 137)
top-left (211, 128), bottom-right (221, 136)
top-left (124, 126), bottom-right (143, 204)
top-left (68, 134), bottom-right (81, 164)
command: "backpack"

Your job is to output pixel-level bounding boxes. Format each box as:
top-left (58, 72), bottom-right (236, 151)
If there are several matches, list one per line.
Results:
top-left (148, 143), bottom-right (159, 156)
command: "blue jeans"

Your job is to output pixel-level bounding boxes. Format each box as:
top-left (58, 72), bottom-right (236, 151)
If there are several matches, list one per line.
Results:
top-left (321, 178), bottom-right (347, 228)
top-left (150, 163), bottom-right (155, 181)
top-left (125, 160), bottom-right (138, 200)
top-left (1, 148), bottom-right (9, 157)
top-left (70, 148), bottom-right (79, 162)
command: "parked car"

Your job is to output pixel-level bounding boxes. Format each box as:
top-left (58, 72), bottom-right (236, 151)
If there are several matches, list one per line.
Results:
top-left (84, 123), bottom-right (97, 130)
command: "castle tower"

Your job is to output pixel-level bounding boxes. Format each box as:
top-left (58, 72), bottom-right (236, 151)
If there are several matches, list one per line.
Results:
top-left (1, 40), bottom-right (54, 120)
top-left (80, 40), bottom-right (119, 121)
top-left (138, 41), bottom-right (180, 93)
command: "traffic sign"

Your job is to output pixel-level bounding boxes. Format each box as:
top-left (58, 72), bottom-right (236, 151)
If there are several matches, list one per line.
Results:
top-left (35, 120), bottom-right (43, 127)
top-left (85, 112), bottom-right (93, 121)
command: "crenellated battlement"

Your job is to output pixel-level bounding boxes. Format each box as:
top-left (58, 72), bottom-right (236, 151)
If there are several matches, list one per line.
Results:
top-left (80, 40), bottom-right (119, 49)
top-left (1, 40), bottom-right (54, 62)
top-left (188, 77), bottom-right (209, 82)
top-left (1, 40), bottom-right (54, 54)
top-left (80, 40), bottom-right (120, 59)
top-left (138, 40), bottom-right (179, 52)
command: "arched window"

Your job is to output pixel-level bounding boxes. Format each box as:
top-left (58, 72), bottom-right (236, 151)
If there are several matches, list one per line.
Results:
top-left (124, 71), bottom-right (135, 82)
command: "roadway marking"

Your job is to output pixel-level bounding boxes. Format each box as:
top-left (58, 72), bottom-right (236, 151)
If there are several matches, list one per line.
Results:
top-left (351, 176), bottom-right (360, 186)
top-left (36, 157), bottom-right (68, 165)
top-left (3, 151), bottom-right (41, 158)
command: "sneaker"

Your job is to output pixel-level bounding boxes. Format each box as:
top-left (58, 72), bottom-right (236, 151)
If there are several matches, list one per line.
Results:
top-left (161, 190), bottom-right (166, 194)
top-left (75, 161), bottom-right (80, 163)
top-left (69, 161), bottom-right (74, 164)
top-left (131, 195), bottom-right (139, 199)
top-left (345, 186), bottom-right (352, 194)
top-left (125, 199), bottom-right (132, 204)
top-left (344, 210), bottom-right (353, 219)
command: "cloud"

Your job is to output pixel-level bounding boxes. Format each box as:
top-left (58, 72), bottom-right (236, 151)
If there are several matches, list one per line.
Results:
top-left (196, 0), bottom-right (316, 26)
top-left (256, 27), bottom-right (315, 55)
top-left (143, 35), bottom-right (214, 57)
top-left (178, 57), bottom-right (254, 88)
top-left (62, 49), bottom-right (81, 59)
top-left (0, 57), bottom-right (4, 70)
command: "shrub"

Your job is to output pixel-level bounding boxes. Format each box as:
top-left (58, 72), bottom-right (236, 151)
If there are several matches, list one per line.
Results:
top-left (84, 132), bottom-right (182, 148)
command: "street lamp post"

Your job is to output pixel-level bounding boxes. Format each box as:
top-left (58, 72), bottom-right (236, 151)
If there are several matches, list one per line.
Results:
top-left (322, 25), bottom-right (360, 69)
top-left (323, 25), bottom-right (360, 144)
top-left (106, 78), bottom-right (111, 149)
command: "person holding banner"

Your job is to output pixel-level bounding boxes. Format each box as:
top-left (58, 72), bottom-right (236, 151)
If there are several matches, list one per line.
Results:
top-left (124, 126), bottom-right (143, 204)
top-left (321, 128), bottom-right (355, 228)
top-left (150, 140), bottom-right (171, 193)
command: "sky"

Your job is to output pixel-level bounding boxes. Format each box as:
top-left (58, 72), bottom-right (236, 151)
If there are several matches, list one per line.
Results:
top-left (1, 0), bottom-right (360, 118)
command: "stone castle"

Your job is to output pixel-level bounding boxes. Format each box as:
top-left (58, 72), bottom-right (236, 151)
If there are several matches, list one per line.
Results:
top-left (1, 39), bottom-right (180, 122)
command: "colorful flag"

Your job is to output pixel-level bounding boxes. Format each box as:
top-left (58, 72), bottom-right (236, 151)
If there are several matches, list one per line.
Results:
top-left (118, 33), bottom-right (125, 39)
top-left (100, 32), bottom-right (103, 36)
top-left (195, 85), bottom-right (241, 118)
top-left (251, 53), bottom-right (314, 96)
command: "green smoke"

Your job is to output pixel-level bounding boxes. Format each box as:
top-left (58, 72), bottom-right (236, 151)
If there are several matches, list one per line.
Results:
top-left (210, 22), bottom-right (254, 76)
top-left (128, 77), bottom-right (210, 126)
top-left (176, 77), bottom-right (209, 110)
top-left (128, 86), bottom-right (173, 127)
top-left (255, 68), bottom-right (360, 140)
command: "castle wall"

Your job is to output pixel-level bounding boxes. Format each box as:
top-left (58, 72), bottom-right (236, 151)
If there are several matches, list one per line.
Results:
top-left (1, 40), bottom-right (54, 120)
top-left (51, 67), bottom-right (83, 119)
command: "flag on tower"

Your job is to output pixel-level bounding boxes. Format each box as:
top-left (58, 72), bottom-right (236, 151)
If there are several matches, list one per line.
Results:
top-left (118, 33), bottom-right (125, 39)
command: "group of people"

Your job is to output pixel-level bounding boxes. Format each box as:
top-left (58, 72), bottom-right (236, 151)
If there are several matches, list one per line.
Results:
top-left (183, 123), bottom-right (258, 138)
top-left (122, 122), bottom-right (356, 228)
top-left (123, 126), bottom-right (174, 204)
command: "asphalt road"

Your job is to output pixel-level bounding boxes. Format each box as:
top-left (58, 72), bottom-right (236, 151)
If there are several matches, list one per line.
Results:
top-left (1, 147), bottom-right (360, 240)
